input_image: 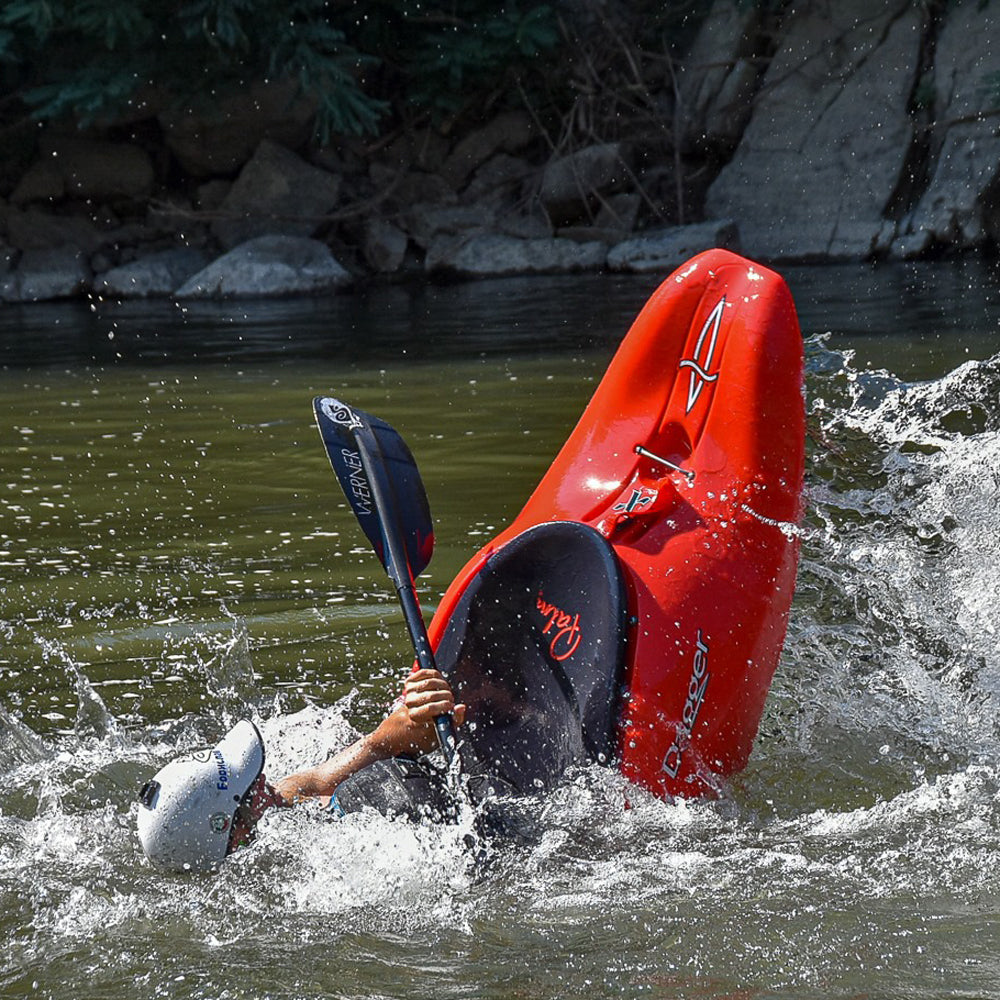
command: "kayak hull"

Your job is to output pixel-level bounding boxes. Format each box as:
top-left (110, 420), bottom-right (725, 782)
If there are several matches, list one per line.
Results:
top-left (429, 249), bottom-right (805, 799)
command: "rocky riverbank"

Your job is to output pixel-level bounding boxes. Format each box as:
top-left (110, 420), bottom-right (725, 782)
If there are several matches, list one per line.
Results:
top-left (2, 0), bottom-right (998, 303)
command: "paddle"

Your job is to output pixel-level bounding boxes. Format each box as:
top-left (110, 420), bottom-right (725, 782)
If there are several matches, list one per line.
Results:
top-left (312, 396), bottom-right (457, 764)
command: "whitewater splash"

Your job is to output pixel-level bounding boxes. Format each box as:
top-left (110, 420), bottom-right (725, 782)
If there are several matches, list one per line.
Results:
top-left (793, 338), bottom-right (1000, 764)
top-left (4, 341), bottom-right (1000, 997)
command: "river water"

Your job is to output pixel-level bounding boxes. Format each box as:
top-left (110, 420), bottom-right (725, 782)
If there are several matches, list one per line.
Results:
top-left (2, 259), bottom-right (1000, 998)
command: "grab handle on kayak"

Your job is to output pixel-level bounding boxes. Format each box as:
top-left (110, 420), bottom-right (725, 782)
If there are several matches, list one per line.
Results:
top-left (634, 445), bottom-right (695, 483)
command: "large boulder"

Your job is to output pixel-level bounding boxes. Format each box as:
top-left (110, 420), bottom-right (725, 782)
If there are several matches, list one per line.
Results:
top-left (1, 206), bottom-right (105, 252)
top-left (369, 164), bottom-right (456, 212)
top-left (362, 218), bottom-right (408, 273)
top-left (607, 221), bottom-right (740, 273)
top-left (0, 241), bottom-right (14, 275)
top-left (212, 141), bottom-right (342, 249)
top-left (403, 203), bottom-right (497, 250)
top-left (375, 128), bottom-right (451, 176)
top-left (175, 235), bottom-right (351, 298)
top-left (558, 193), bottom-right (643, 246)
top-left (95, 248), bottom-right (211, 298)
top-left (159, 80), bottom-right (317, 177)
top-left (539, 143), bottom-right (630, 226)
top-left (0, 247), bottom-right (91, 302)
top-left (426, 233), bottom-right (606, 277)
top-left (463, 153), bottom-right (535, 203)
top-left (440, 111), bottom-right (535, 190)
top-left (11, 134), bottom-right (155, 205)
top-left (894, 0), bottom-right (1000, 252)
top-left (705, 0), bottom-right (925, 261)
top-left (677, 0), bottom-right (763, 151)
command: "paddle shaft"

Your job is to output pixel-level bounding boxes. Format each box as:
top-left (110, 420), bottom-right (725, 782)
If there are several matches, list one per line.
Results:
top-left (356, 438), bottom-right (457, 762)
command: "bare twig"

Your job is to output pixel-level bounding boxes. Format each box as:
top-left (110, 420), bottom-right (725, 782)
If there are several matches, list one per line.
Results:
top-left (148, 162), bottom-right (409, 227)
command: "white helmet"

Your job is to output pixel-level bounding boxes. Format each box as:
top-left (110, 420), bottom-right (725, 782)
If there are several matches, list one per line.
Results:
top-left (137, 719), bottom-right (265, 873)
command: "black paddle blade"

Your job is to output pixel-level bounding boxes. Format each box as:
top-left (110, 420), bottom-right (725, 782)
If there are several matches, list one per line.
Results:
top-left (313, 396), bottom-right (434, 580)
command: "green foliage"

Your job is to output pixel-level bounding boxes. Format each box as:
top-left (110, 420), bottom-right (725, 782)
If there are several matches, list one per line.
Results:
top-left (0, 0), bottom-right (563, 142)
top-left (403, 4), bottom-right (560, 115)
top-left (265, 12), bottom-right (387, 142)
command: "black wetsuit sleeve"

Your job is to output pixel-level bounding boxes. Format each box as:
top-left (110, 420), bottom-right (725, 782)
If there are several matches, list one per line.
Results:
top-left (329, 756), bottom-right (456, 824)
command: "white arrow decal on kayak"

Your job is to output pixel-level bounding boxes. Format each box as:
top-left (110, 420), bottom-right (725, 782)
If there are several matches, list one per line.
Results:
top-left (679, 296), bottom-right (724, 413)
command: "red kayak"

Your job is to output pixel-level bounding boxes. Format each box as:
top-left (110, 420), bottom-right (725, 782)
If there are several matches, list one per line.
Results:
top-left (428, 249), bottom-right (804, 799)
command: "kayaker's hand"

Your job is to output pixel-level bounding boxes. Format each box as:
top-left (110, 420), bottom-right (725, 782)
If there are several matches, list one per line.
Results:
top-left (371, 669), bottom-right (466, 758)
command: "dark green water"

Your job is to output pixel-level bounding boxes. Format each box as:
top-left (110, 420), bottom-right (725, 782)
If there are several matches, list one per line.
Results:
top-left (3, 260), bottom-right (1000, 999)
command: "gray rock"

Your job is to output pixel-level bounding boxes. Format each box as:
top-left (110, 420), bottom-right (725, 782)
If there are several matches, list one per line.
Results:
top-left (94, 248), bottom-right (211, 297)
top-left (463, 154), bottom-right (534, 202)
top-left (89, 250), bottom-right (117, 274)
top-left (705, 58), bottom-right (761, 149)
top-left (558, 225), bottom-right (634, 245)
top-left (558, 195), bottom-right (640, 248)
top-left (175, 235), bottom-right (351, 298)
top-left (0, 247), bottom-right (91, 302)
top-left (212, 141), bottom-right (342, 249)
top-left (903, 0), bottom-right (1000, 250)
top-left (377, 128), bottom-right (451, 175)
top-left (12, 134), bottom-right (155, 204)
top-left (363, 219), bottom-right (408, 273)
top-left (426, 233), bottom-right (607, 277)
top-left (146, 200), bottom-right (211, 246)
top-left (824, 219), bottom-right (892, 261)
top-left (873, 219), bottom-right (899, 257)
top-left (441, 111), bottom-right (535, 189)
top-left (705, 0), bottom-right (924, 260)
top-left (3, 206), bottom-right (105, 252)
top-left (677, 0), bottom-right (762, 150)
top-left (196, 180), bottom-right (232, 212)
top-left (394, 171), bottom-right (457, 208)
top-left (497, 209), bottom-right (553, 240)
top-left (10, 159), bottom-right (63, 204)
top-left (607, 221), bottom-right (740, 273)
top-left (891, 228), bottom-right (933, 259)
top-left (370, 165), bottom-right (457, 210)
top-left (595, 193), bottom-right (641, 234)
top-left (404, 203), bottom-right (496, 250)
top-left (159, 79), bottom-right (317, 177)
top-left (539, 143), bottom-right (630, 225)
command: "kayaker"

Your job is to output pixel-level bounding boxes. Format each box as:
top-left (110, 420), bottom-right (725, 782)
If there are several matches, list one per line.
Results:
top-left (136, 668), bottom-right (469, 873)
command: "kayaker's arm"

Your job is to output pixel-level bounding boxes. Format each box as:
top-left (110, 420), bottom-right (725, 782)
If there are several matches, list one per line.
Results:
top-left (273, 669), bottom-right (465, 804)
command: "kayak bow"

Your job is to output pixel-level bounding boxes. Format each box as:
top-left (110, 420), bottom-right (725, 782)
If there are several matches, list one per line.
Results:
top-left (429, 249), bottom-right (805, 798)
